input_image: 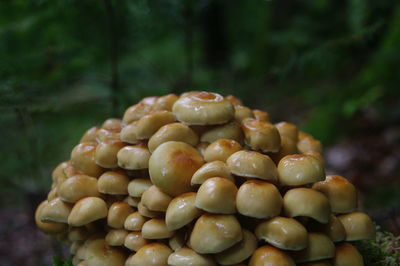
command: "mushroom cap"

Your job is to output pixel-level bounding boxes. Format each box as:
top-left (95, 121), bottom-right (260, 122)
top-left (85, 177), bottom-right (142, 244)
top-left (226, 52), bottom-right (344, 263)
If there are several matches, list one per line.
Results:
top-left (124, 196), bottom-right (140, 208)
top-left (252, 109), bottom-right (270, 122)
top-left (227, 150), bottom-right (278, 182)
top-left (337, 212), bottom-right (376, 241)
top-left (270, 136), bottom-right (299, 164)
top-left (117, 143), bottom-right (151, 170)
top-left (124, 211), bottom-right (147, 231)
top-left (148, 122), bottom-right (199, 153)
top-left (153, 94), bottom-right (179, 111)
top-left (312, 175), bottom-right (357, 214)
top-left (236, 180), bottom-right (282, 219)
top-left (68, 227), bottom-right (89, 242)
top-left (80, 126), bottom-right (101, 143)
top-left (102, 118), bottom-right (122, 131)
top-left (333, 242), bottom-right (364, 266)
top-left (137, 201), bottom-right (163, 218)
top-left (105, 229), bottom-right (128, 246)
top-left (226, 95), bottom-right (243, 106)
top-left (173, 91), bottom-right (234, 125)
top-left (242, 118), bottom-right (281, 153)
top-left (71, 143), bottom-right (104, 177)
top-left (168, 247), bottom-right (217, 266)
top-left (68, 197), bottom-right (108, 227)
top-left (107, 202), bottom-right (134, 229)
top-left (283, 188), bottom-right (331, 224)
top-left (149, 141), bottom-right (204, 196)
top-left (124, 232), bottom-right (149, 251)
top-left (58, 175), bottom-right (100, 203)
top-left (200, 121), bottom-right (244, 144)
top-left (166, 192), bottom-right (202, 231)
top-left (297, 131), bottom-right (323, 153)
top-left (249, 246), bottom-right (295, 266)
top-left (203, 139), bottom-right (242, 163)
top-left (169, 229), bottom-right (187, 251)
top-left (120, 121), bottom-right (140, 144)
top-left (35, 201), bottom-right (68, 234)
top-left (195, 177), bottom-right (237, 214)
top-left (97, 171), bottom-right (130, 195)
top-left (125, 243), bottom-right (172, 266)
top-left (189, 214), bottom-right (243, 254)
top-left (84, 238), bottom-right (126, 266)
top-left (215, 229), bottom-right (257, 265)
top-left (191, 161), bottom-right (234, 185)
top-left (127, 178), bottom-right (152, 197)
top-left (275, 122), bottom-right (299, 142)
top-left (96, 128), bottom-right (121, 143)
top-left (278, 154), bottom-right (325, 186)
top-left (291, 233), bottom-right (335, 263)
top-left (308, 215), bottom-right (346, 243)
top-left (196, 142), bottom-right (209, 156)
top-left (142, 218), bottom-right (175, 239)
top-left (40, 197), bottom-right (72, 223)
top-left (141, 185), bottom-right (172, 212)
top-left (122, 101), bottom-right (153, 125)
top-left (255, 216), bottom-right (308, 251)
top-left (95, 140), bottom-right (125, 168)
top-left (135, 110), bottom-right (176, 140)
top-left (234, 105), bottom-right (254, 122)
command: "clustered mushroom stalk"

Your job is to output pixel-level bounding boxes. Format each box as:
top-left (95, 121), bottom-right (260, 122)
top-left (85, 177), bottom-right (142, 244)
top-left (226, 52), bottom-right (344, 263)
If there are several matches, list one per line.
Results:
top-left (35, 91), bottom-right (375, 266)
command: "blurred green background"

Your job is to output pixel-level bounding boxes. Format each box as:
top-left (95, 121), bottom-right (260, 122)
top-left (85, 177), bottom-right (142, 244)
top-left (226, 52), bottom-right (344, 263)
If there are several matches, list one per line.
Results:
top-left (0, 0), bottom-right (399, 265)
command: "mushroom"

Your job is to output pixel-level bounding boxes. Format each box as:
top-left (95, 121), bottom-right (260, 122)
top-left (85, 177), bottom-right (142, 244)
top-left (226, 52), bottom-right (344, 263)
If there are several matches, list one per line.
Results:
top-left (227, 150), bottom-right (277, 182)
top-left (283, 188), bottom-right (331, 224)
top-left (125, 243), bottom-right (172, 266)
top-left (141, 218), bottom-right (175, 239)
top-left (312, 175), bottom-right (357, 214)
top-left (80, 127), bottom-right (101, 143)
top-left (68, 197), bottom-right (108, 227)
top-left (107, 202), bottom-right (134, 229)
top-left (141, 185), bottom-right (172, 212)
top-left (124, 196), bottom-right (140, 208)
top-left (255, 216), bottom-right (308, 251)
top-left (127, 178), bottom-right (152, 198)
top-left (308, 215), bottom-right (346, 243)
top-left (148, 122), bottom-right (199, 153)
top-left (120, 121), bottom-right (140, 144)
top-left (117, 143), bottom-right (151, 170)
top-left (270, 136), bottom-right (298, 163)
top-left (95, 128), bottom-right (121, 143)
top-left (152, 93), bottom-right (179, 111)
top-left (84, 238), bottom-right (126, 266)
top-left (122, 102), bottom-right (153, 125)
top-left (195, 177), bottom-right (238, 214)
top-left (278, 154), bottom-right (325, 186)
top-left (40, 197), bottom-right (72, 224)
top-left (71, 142), bottom-right (104, 177)
top-left (291, 232), bottom-right (335, 263)
top-left (297, 131), bottom-right (323, 154)
top-left (68, 227), bottom-right (89, 242)
top-left (215, 229), bottom-right (257, 265)
top-left (203, 139), bottom-right (242, 163)
top-left (135, 110), bottom-right (176, 139)
top-left (236, 180), bottom-right (282, 219)
top-left (105, 229), bottom-right (129, 246)
top-left (333, 242), bottom-right (364, 266)
top-left (124, 211), bottom-right (148, 231)
top-left (189, 214), bottom-right (243, 254)
top-left (252, 109), bottom-right (270, 122)
top-left (337, 212), bottom-right (376, 241)
top-left (149, 141), bottom-right (204, 196)
top-left (234, 105), bottom-right (254, 122)
top-left (249, 246), bottom-right (295, 266)
top-left (165, 192), bottom-right (202, 231)
top-left (191, 161), bottom-right (234, 185)
top-left (137, 201), bottom-right (163, 218)
top-left (226, 95), bottom-right (243, 106)
top-left (275, 122), bottom-right (299, 142)
top-left (101, 118), bottom-right (122, 131)
top-left (168, 247), bottom-right (216, 266)
top-left (97, 171), bottom-right (130, 195)
top-left (172, 91), bottom-right (234, 125)
top-left (58, 175), bottom-right (100, 203)
top-left (95, 140), bottom-right (126, 168)
top-left (241, 118), bottom-right (281, 153)
top-left (200, 121), bottom-right (244, 144)
top-left (124, 232), bottom-right (149, 251)
top-left (35, 201), bottom-right (68, 234)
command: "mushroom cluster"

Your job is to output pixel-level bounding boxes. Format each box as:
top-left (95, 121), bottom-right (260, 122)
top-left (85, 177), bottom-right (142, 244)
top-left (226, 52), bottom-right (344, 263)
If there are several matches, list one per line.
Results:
top-left (35, 91), bottom-right (375, 266)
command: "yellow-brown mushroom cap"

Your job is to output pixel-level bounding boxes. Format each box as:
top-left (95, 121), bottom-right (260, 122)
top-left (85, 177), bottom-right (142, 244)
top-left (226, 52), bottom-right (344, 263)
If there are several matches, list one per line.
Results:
top-left (252, 109), bottom-right (270, 122)
top-left (117, 143), bottom-right (151, 170)
top-left (125, 243), bottom-right (172, 266)
top-left (35, 201), bottom-right (68, 234)
top-left (68, 197), bottom-right (108, 227)
top-left (135, 110), bottom-right (176, 140)
top-left (275, 122), bottom-right (299, 142)
top-left (127, 178), bottom-right (152, 198)
top-left (124, 211), bottom-right (147, 231)
top-left (200, 121), bottom-right (244, 144)
top-left (105, 229), bottom-right (128, 246)
top-left (97, 171), bottom-right (130, 195)
top-left (141, 185), bottom-right (172, 212)
top-left (84, 238), bottom-right (126, 266)
top-left (291, 233), bottom-right (335, 263)
top-left (337, 212), bottom-right (376, 241)
top-left (95, 140), bottom-right (125, 168)
top-left (242, 118), bottom-right (281, 153)
top-left (58, 175), bottom-right (100, 203)
top-left (107, 202), bottom-right (134, 229)
top-left (142, 218), bottom-right (175, 239)
top-left (203, 139), bottom-right (242, 163)
top-left (166, 192), bottom-right (202, 231)
top-left (40, 197), bottom-right (72, 224)
top-left (191, 161), bottom-right (234, 185)
top-left (168, 247), bottom-right (217, 266)
top-left (124, 232), bottom-right (149, 251)
top-left (249, 246), bottom-right (295, 266)
top-left (71, 143), bottom-right (104, 177)
top-left (333, 242), bottom-right (364, 266)
top-left (297, 131), bottom-right (323, 154)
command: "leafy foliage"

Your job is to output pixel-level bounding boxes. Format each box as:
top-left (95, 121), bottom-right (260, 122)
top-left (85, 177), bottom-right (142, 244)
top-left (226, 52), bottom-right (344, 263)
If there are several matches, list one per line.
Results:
top-left (53, 256), bottom-right (72, 266)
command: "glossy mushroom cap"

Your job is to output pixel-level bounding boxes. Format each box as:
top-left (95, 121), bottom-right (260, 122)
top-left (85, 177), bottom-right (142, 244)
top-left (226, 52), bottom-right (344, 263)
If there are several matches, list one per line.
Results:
top-left (255, 217), bottom-right (308, 251)
top-left (71, 143), bottom-right (103, 177)
top-left (195, 177), bottom-right (238, 214)
top-left (309, 215), bottom-right (346, 243)
top-left (122, 101), bottom-right (153, 125)
top-left (68, 197), bottom-right (108, 227)
top-left (227, 150), bottom-right (277, 182)
top-left (137, 201), bottom-right (162, 218)
top-left (95, 140), bottom-right (125, 168)
top-left (124, 212), bottom-right (147, 231)
top-left (200, 121), bottom-right (244, 144)
top-left (105, 229), bottom-right (128, 246)
top-left (153, 93), bottom-right (179, 111)
top-left (135, 111), bottom-right (176, 140)
top-left (96, 128), bottom-right (121, 143)
top-left (120, 121), bottom-right (140, 144)
top-left (215, 229), bottom-right (257, 265)
top-left (40, 197), bottom-right (72, 223)
top-left (127, 178), bottom-right (152, 198)
top-left (275, 122), bottom-right (299, 142)
top-left (191, 161), bottom-right (234, 185)
top-left (312, 175), bottom-right (357, 214)
top-left (148, 122), bottom-right (199, 153)
top-left (189, 214), bottom-right (243, 254)
top-left (234, 105), bottom-right (254, 122)
top-left (124, 232), bottom-right (148, 251)
top-left (173, 91), bottom-right (234, 125)
top-left (278, 154), bottom-right (325, 186)
top-left (107, 202), bottom-right (134, 229)
top-left (249, 246), bottom-right (295, 266)
top-left (333, 242), bottom-right (364, 266)
top-left (84, 238), bottom-right (126, 266)
top-left (141, 185), bottom-right (172, 212)
top-left (298, 131), bottom-right (323, 153)
top-left (102, 118), bottom-right (122, 131)
top-left (58, 175), bottom-right (100, 203)
top-left (80, 126), bottom-right (100, 143)
top-left (142, 218), bottom-right (174, 239)
top-left (291, 233), bottom-right (335, 263)
top-left (203, 139), bottom-right (242, 162)
top-left (35, 201), bottom-right (68, 234)
top-left (226, 95), bottom-right (243, 106)
top-left (270, 136), bottom-right (299, 163)
top-left (149, 141), bottom-right (204, 196)
top-left (236, 180), bottom-right (282, 219)
top-left (117, 143), bottom-right (151, 170)
top-left (166, 192), bottom-right (202, 231)
top-left (252, 109), bottom-right (270, 122)
top-left (125, 243), bottom-right (172, 266)
top-left (168, 247), bottom-right (216, 266)
top-left (283, 188), bottom-right (331, 224)
top-left (242, 118), bottom-right (281, 153)
top-left (337, 212), bottom-right (376, 241)
top-left (169, 230), bottom-right (187, 251)
top-left (97, 171), bottom-right (129, 195)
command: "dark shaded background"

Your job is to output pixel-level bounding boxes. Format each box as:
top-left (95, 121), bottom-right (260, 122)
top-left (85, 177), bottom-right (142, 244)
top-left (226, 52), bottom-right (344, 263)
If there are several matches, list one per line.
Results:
top-left (0, 1), bottom-right (399, 265)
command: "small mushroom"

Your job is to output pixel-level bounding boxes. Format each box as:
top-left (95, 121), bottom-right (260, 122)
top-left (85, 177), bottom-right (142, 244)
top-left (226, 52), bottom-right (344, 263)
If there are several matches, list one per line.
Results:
top-left (137, 201), bottom-right (163, 218)
top-left (152, 93), bottom-right (179, 111)
top-left (255, 216), bottom-right (308, 251)
top-left (142, 218), bottom-right (175, 239)
top-left (234, 105), bottom-right (254, 122)
top-left (122, 102), bottom-right (153, 125)
top-left (242, 118), bottom-right (281, 153)
top-left (124, 196), bottom-right (140, 208)
top-left (191, 161), bottom-right (234, 185)
top-left (97, 171), bottom-right (130, 195)
top-left (135, 110), bottom-right (176, 139)
top-left (127, 178), bottom-right (152, 198)
top-left (333, 242), bottom-right (364, 266)
top-left (166, 192), bottom-right (202, 231)
top-left (120, 121), bottom-right (140, 144)
top-left (105, 229), bottom-right (129, 246)
top-left (168, 247), bottom-right (216, 266)
top-left (275, 122), bottom-right (299, 142)
top-left (68, 197), bottom-right (108, 227)
top-left (252, 109), bottom-right (270, 122)
top-left (58, 174), bottom-right (100, 203)
top-left (203, 139), bottom-right (242, 163)
top-left (71, 143), bottom-right (104, 177)
top-left (337, 212), bottom-right (376, 241)
top-left (95, 140), bottom-right (126, 168)
top-left (40, 197), bottom-right (72, 224)
top-left (35, 201), bottom-right (68, 234)
top-left (96, 128), bottom-right (121, 143)
top-left (141, 185), bottom-right (172, 212)
top-left (297, 131), bottom-right (323, 153)
top-left (308, 215), bottom-right (346, 243)
top-left (200, 121), bottom-right (244, 144)
top-left (117, 143), bottom-right (151, 170)
top-left (80, 126), bottom-right (100, 143)
top-left (107, 202), bottom-right (134, 229)
top-left (84, 238), bottom-right (126, 266)
top-left (125, 243), bottom-right (172, 266)
top-left (124, 211), bottom-right (148, 231)
top-left (283, 188), bottom-right (331, 224)
top-left (68, 227), bottom-right (89, 242)
top-left (124, 232), bottom-right (149, 251)
top-left (291, 233), bottom-right (335, 263)
top-left (249, 246), bottom-right (295, 266)
top-left (226, 95), bottom-right (243, 106)
top-left (102, 118), bottom-right (122, 131)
